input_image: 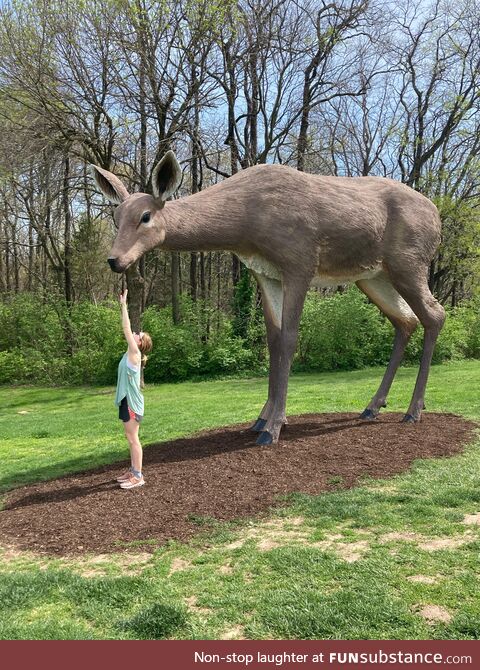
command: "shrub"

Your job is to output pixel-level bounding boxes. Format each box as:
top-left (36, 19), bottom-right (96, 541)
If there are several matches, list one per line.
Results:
top-left (404, 301), bottom-right (477, 365)
top-left (1, 289), bottom-right (479, 386)
top-left (202, 324), bottom-right (256, 375)
top-left (66, 302), bottom-right (125, 385)
top-left (142, 300), bottom-right (257, 381)
top-left (0, 294), bottom-right (124, 385)
top-left (0, 295), bottom-right (67, 384)
top-left (142, 305), bottom-right (204, 382)
top-left (295, 289), bottom-right (393, 372)
top-left (297, 288), bottom-right (480, 372)
top-left (0, 350), bottom-right (24, 384)
top-left (0, 294), bottom-right (63, 358)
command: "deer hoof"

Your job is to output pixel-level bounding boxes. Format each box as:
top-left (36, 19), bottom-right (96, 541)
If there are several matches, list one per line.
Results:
top-left (401, 414), bottom-right (417, 424)
top-left (256, 430), bottom-right (273, 446)
top-left (359, 409), bottom-right (377, 420)
top-left (250, 417), bottom-right (267, 432)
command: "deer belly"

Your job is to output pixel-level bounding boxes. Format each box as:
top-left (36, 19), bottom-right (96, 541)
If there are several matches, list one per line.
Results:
top-left (235, 253), bottom-right (281, 281)
top-left (311, 265), bottom-right (383, 288)
top-left (236, 253), bottom-right (283, 328)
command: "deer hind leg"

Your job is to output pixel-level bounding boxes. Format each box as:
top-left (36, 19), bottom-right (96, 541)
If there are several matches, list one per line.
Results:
top-left (388, 270), bottom-right (445, 422)
top-left (357, 273), bottom-right (419, 419)
top-left (257, 276), bottom-right (309, 446)
top-left (250, 273), bottom-right (283, 432)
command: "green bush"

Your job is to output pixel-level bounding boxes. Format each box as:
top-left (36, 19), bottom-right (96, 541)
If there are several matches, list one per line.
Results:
top-left (0, 296), bottom-right (66, 384)
top-left (1, 289), bottom-right (479, 386)
top-left (453, 298), bottom-right (480, 359)
top-left (66, 302), bottom-right (125, 385)
top-left (296, 288), bottom-right (480, 372)
top-left (142, 305), bottom-right (204, 382)
top-left (142, 299), bottom-right (257, 382)
top-left (295, 289), bottom-right (393, 372)
top-left (202, 323), bottom-right (256, 375)
top-left (404, 299), bottom-right (480, 365)
top-left (0, 294), bottom-right (63, 356)
top-left (0, 349), bottom-right (24, 384)
top-left (0, 295), bottom-right (124, 385)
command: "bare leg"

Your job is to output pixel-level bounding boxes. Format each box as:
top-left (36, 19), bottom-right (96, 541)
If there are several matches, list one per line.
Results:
top-left (257, 277), bottom-right (309, 445)
top-left (123, 419), bottom-right (143, 473)
top-left (389, 271), bottom-right (445, 422)
top-left (357, 275), bottom-right (418, 419)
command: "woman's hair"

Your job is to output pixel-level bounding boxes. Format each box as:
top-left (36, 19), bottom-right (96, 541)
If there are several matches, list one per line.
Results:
top-left (139, 332), bottom-right (153, 366)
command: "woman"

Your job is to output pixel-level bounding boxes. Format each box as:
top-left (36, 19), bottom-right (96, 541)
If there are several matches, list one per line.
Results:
top-left (115, 290), bottom-right (152, 489)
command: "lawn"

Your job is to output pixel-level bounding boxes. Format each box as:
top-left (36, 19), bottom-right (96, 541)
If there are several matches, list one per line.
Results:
top-left (1, 360), bottom-right (480, 639)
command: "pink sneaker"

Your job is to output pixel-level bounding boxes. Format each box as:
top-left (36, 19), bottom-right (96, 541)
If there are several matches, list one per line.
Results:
top-left (116, 469), bottom-right (133, 483)
top-left (119, 474), bottom-right (145, 489)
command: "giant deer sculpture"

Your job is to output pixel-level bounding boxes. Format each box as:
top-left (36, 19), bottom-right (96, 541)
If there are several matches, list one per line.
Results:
top-left (91, 151), bottom-right (445, 445)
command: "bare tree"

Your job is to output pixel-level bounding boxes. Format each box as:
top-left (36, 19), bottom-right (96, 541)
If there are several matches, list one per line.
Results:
top-left (392, 0), bottom-right (480, 190)
top-left (295, 0), bottom-right (370, 171)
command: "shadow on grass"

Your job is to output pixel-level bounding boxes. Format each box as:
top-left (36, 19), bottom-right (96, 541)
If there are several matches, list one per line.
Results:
top-left (0, 452), bottom-right (124, 496)
top-left (3, 387), bottom-right (112, 411)
top-left (3, 414), bottom-right (405, 511)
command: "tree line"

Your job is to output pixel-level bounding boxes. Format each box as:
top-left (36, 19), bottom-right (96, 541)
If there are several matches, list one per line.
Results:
top-left (0, 0), bottom-right (479, 342)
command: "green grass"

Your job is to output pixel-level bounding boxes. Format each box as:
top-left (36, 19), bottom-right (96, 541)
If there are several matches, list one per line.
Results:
top-left (1, 360), bottom-right (480, 639)
top-left (2, 360), bottom-right (480, 493)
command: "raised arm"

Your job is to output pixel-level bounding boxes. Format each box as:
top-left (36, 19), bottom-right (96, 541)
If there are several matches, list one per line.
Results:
top-left (119, 290), bottom-right (141, 366)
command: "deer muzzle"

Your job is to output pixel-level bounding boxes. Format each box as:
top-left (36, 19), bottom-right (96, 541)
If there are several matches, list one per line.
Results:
top-left (107, 257), bottom-right (122, 273)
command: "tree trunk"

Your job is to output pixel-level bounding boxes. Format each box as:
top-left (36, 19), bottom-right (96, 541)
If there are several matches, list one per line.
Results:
top-left (297, 97), bottom-right (310, 172)
top-left (189, 102), bottom-right (200, 302)
top-left (171, 252), bottom-right (181, 325)
top-left (62, 154), bottom-right (73, 305)
top-left (5, 224), bottom-right (10, 292)
top-left (137, 39), bottom-right (148, 315)
top-left (189, 252), bottom-right (197, 301)
top-left (28, 217), bottom-right (34, 292)
top-left (0, 213), bottom-right (5, 294)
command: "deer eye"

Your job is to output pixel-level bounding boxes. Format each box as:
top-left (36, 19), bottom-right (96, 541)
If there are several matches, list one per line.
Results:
top-left (141, 211), bottom-right (151, 224)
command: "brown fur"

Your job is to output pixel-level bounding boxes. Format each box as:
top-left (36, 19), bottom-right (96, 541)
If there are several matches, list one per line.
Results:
top-left (91, 154), bottom-right (445, 444)
top-left (102, 164), bottom-right (440, 278)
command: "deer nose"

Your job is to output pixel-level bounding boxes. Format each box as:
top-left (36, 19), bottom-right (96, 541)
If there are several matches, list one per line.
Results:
top-left (107, 257), bottom-right (118, 272)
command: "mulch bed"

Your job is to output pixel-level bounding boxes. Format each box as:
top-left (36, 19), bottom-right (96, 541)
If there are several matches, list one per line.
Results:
top-left (0, 413), bottom-right (476, 557)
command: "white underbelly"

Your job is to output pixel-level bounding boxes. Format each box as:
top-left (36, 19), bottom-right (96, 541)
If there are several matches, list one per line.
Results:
top-left (236, 253), bottom-right (282, 280)
top-left (236, 252), bottom-right (382, 286)
top-left (236, 253), bottom-right (383, 329)
top-left (311, 266), bottom-right (383, 288)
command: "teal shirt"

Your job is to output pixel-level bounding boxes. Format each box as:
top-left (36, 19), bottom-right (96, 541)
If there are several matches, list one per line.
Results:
top-left (115, 353), bottom-right (144, 416)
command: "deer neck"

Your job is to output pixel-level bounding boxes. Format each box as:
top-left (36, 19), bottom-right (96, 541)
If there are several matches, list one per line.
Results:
top-left (159, 195), bottom-right (240, 252)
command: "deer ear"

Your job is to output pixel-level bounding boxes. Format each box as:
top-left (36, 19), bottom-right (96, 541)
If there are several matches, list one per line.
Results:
top-left (151, 151), bottom-right (182, 201)
top-left (90, 164), bottom-right (129, 204)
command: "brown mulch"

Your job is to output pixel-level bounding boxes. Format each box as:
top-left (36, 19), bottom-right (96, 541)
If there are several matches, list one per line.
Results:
top-left (0, 413), bottom-right (476, 557)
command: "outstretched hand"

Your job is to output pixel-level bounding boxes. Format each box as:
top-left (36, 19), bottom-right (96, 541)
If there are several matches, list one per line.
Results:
top-left (119, 289), bottom-right (128, 305)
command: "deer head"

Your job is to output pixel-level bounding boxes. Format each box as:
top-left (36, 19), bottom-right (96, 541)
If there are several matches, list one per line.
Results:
top-left (90, 151), bottom-right (183, 273)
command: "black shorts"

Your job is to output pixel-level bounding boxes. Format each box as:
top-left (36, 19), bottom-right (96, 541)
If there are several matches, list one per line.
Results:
top-left (119, 397), bottom-right (143, 423)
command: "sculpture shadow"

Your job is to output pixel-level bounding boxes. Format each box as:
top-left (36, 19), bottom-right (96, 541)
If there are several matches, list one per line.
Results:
top-left (3, 414), bottom-right (383, 511)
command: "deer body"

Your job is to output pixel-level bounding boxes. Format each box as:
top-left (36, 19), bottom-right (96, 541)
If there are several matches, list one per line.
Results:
top-left (92, 152), bottom-right (445, 445)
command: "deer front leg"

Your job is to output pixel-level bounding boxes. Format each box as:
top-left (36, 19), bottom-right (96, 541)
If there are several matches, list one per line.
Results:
top-left (250, 321), bottom-right (281, 432)
top-left (250, 274), bottom-right (283, 432)
top-left (257, 278), bottom-right (309, 446)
